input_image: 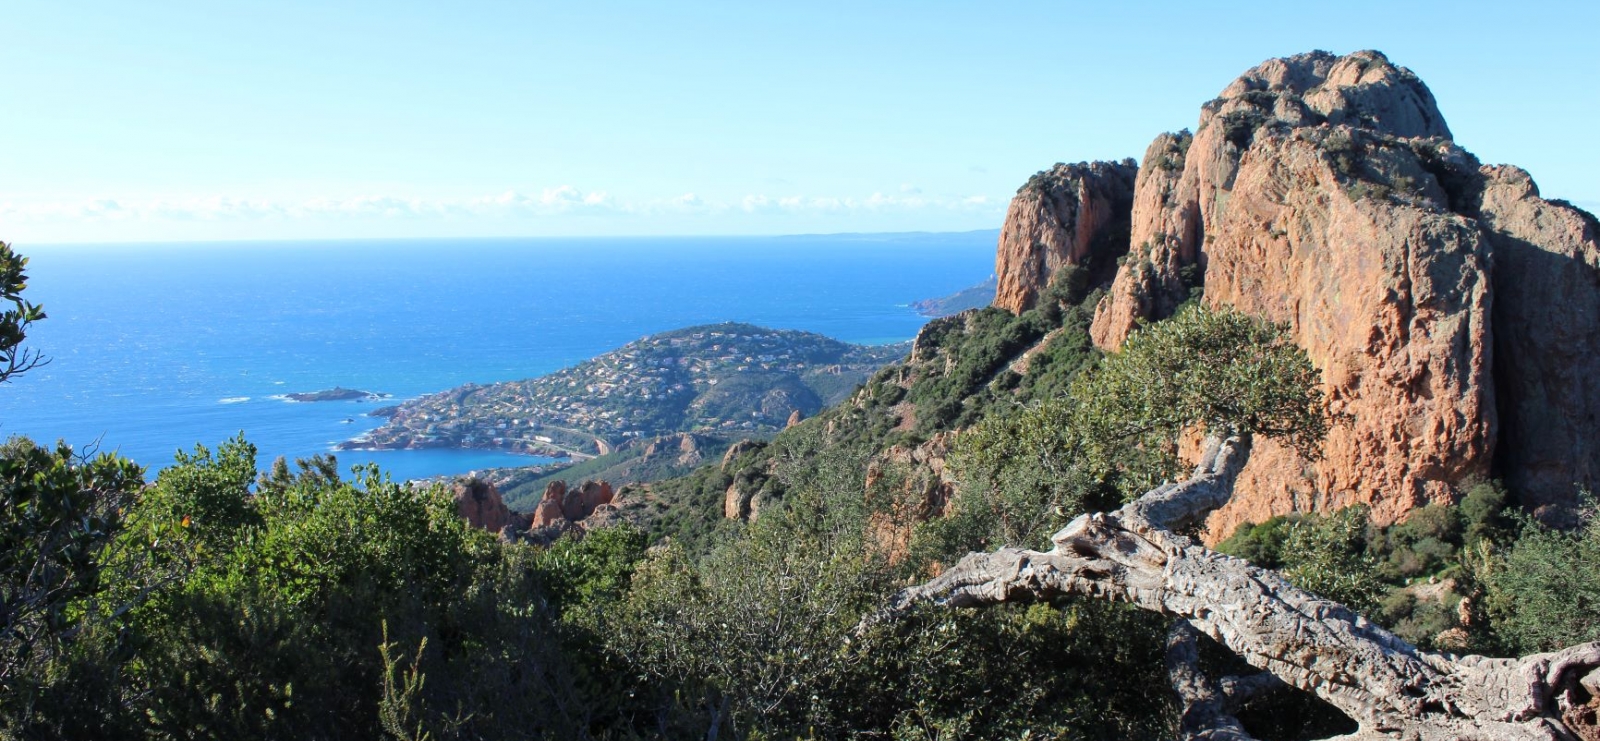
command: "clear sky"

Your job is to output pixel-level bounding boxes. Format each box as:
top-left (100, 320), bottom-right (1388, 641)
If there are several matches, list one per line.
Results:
top-left (3, 1), bottom-right (1596, 244)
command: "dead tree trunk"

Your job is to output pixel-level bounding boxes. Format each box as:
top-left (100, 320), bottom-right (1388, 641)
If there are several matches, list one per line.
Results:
top-left (862, 434), bottom-right (1600, 740)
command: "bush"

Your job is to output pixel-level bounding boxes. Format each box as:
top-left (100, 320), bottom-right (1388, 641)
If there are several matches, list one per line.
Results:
top-left (1489, 504), bottom-right (1600, 654)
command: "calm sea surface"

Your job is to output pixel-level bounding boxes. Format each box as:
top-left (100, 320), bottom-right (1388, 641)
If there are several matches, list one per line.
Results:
top-left (0, 233), bottom-right (995, 480)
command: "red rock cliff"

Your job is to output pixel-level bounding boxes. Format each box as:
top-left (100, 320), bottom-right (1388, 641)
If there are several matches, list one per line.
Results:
top-left (1002, 49), bottom-right (1600, 535)
top-left (992, 160), bottom-right (1137, 314)
top-left (1474, 166), bottom-right (1600, 520)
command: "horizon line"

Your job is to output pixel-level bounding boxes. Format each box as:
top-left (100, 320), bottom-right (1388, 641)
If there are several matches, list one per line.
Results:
top-left (11, 227), bottom-right (1004, 249)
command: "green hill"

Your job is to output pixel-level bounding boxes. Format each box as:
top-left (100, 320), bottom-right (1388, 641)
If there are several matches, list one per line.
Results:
top-left (346, 322), bottom-right (908, 458)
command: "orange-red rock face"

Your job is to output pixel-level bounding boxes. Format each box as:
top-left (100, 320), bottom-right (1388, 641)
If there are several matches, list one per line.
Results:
top-left (1475, 166), bottom-right (1600, 519)
top-left (562, 480), bottom-right (615, 521)
top-left (453, 479), bottom-right (511, 532)
top-left (530, 481), bottom-right (568, 529)
top-left (992, 160), bottom-right (1137, 314)
top-left (1196, 128), bottom-right (1495, 538)
top-left (1001, 49), bottom-right (1600, 534)
top-left (1092, 50), bottom-right (1450, 351)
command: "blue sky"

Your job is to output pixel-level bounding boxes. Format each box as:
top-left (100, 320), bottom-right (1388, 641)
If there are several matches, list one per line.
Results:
top-left (3, 1), bottom-right (1596, 243)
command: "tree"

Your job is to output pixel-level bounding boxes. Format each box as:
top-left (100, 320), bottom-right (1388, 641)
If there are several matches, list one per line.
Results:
top-left (0, 438), bottom-right (145, 698)
top-left (864, 307), bottom-right (1600, 740)
top-left (0, 241), bottom-right (47, 384)
top-left (0, 243), bottom-right (162, 735)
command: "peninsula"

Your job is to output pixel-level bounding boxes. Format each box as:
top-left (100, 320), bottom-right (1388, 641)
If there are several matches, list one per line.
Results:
top-left (343, 322), bottom-right (908, 458)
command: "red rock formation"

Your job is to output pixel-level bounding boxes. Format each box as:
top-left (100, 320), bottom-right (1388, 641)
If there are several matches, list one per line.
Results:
top-left (1197, 126), bottom-right (1495, 538)
top-left (1089, 132), bottom-right (1202, 349)
top-left (967, 49), bottom-right (1600, 537)
top-left (530, 481), bottom-right (567, 528)
top-left (1475, 166), bottom-right (1600, 519)
top-left (786, 409), bottom-right (803, 428)
top-left (859, 433), bottom-right (960, 564)
top-left (561, 480), bottom-right (614, 521)
top-left (992, 160), bottom-right (1137, 314)
top-left (720, 439), bottom-right (765, 472)
top-left (1093, 50), bottom-right (1451, 351)
top-left (452, 478), bottom-right (511, 532)
top-left (724, 481), bottom-right (756, 521)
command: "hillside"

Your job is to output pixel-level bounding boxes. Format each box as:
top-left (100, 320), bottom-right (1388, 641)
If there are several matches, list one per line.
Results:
top-left (346, 322), bottom-right (907, 458)
top-left (908, 276), bottom-right (997, 317)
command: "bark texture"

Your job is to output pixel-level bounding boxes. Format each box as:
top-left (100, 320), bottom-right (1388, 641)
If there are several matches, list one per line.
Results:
top-left (863, 435), bottom-right (1600, 740)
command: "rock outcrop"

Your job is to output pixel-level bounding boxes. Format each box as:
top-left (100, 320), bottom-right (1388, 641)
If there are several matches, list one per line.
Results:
top-left (563, 480), bottom-right (615, 521)
top-left (453, 478), bottom-right (511, 532)
top-left (864, 432), bottom-right (958, 564)
top-left (1199, 125), bottom-right (1496, 537)
top-left (525, 479), bottom-right (620, 542)
top-left (1091, 49), bottom-right (1452, 351)
top-left (1474, 166), bottom-right (1600, 520)
top-left (992, 160), bottom-right (1137, 314)
top-left (530, 481), bottom-right (568, 528)
top-left (642, 432), bottom-right (706, 469)
top-left (999, 49), bottom-right (1600, 534)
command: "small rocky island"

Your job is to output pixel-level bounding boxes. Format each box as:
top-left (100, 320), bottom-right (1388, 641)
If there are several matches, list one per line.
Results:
top-left (285, 387), bottom-right (391, 402)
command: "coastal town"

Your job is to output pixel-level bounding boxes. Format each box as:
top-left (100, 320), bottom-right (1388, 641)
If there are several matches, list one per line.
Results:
top-left (344, 322), bottom-right (908, 457)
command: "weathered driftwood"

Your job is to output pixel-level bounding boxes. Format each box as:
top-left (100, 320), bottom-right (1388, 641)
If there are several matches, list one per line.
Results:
top-left (863, 434), bottom-right (1600, 740)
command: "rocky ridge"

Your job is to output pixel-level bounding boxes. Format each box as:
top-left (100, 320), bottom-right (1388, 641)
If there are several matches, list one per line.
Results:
top-left (992, 49), bottom-right (1600, 536)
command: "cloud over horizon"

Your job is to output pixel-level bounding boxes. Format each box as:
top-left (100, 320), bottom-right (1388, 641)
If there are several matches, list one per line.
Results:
top-left (0, 186), bottom-right (1006, 237)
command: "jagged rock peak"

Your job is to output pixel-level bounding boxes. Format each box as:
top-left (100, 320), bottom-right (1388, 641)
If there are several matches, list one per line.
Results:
top-left (991, 159), bottom-right (1137, 314)
top-left (1208, 49), bottom-right (1451, 141)
top-left (1091, 49), bottom-right (1460, 352)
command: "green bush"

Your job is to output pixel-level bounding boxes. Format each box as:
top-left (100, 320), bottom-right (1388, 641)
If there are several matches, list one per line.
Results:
top-left (1488, 504), bottom-right (1600, 654)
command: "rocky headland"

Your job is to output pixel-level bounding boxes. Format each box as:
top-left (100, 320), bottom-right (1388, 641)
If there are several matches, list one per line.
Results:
top-left (347, 322), bottom-right (908, 459)
top-left (910, 277), bottom-right (997, 317)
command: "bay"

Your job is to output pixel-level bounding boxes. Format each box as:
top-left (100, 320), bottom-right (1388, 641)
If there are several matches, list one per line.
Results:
top-left (0, 233), bottom-right (995, 480)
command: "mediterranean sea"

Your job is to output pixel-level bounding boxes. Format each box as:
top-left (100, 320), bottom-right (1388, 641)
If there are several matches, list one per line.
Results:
top-left (0, 233), bottom-right (995, 481)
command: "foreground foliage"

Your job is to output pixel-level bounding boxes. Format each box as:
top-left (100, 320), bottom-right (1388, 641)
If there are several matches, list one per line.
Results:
top-left (4, 238), bottom-right (1598, 739)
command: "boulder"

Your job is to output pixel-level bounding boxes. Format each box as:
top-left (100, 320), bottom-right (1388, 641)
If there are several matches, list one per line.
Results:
top-left (452, 478), bottom-right (511, 532)
top-left (561, 480), bottom-right (615, 521)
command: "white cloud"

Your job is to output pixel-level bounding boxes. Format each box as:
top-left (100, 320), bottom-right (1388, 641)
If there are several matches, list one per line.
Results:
top-left (0, 185), bottom-right (1007, 229)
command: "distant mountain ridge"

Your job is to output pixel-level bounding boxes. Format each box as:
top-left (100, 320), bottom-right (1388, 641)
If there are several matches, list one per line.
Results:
top-left (909, 277), bottom-right (997, 317)
top-left (346, 322), bottom-right (908, 458)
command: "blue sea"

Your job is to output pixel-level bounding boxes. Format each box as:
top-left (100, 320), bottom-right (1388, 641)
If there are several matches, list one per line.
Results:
top-left (0, 233), bottom-right (996, 481)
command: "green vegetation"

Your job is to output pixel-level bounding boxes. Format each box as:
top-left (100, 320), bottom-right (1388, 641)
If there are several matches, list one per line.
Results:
top-left (5, 240), bottom-right (1599, 740)
top-left (1488, 499), bottom-right (1600, 654)
top-left (0, 242), bottom-right (46, 383)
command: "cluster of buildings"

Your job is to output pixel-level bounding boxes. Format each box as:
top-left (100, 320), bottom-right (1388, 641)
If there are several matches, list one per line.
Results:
top-left (347, 325), bottom-right (857, 456)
